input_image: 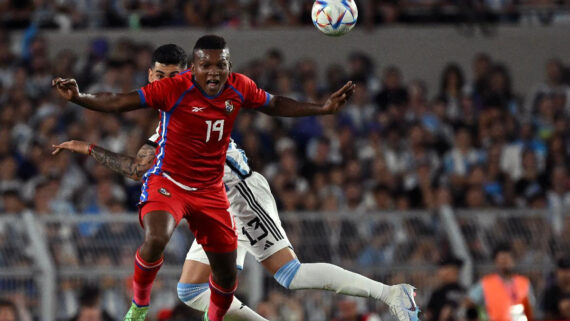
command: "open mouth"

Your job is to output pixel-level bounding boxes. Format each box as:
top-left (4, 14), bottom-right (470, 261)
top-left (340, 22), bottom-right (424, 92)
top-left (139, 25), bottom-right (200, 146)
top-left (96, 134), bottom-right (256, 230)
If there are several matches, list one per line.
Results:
top-left (206, 79), bottom-right (220, 89)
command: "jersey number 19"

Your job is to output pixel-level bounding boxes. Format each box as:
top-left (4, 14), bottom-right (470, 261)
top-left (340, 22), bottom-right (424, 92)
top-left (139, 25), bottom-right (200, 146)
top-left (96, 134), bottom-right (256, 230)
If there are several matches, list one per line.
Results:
top-left (205, 120), bottom-right (224, 142)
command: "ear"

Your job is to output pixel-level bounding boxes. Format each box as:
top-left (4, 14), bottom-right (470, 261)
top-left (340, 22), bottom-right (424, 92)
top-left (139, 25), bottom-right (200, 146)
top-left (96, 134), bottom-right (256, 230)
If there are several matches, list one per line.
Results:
top-left (229, 61), bottom-right (233, 72)
top-left (190, 62), bottom-right (195, 73)
top-left (147, 68), bottom-right (153, 83)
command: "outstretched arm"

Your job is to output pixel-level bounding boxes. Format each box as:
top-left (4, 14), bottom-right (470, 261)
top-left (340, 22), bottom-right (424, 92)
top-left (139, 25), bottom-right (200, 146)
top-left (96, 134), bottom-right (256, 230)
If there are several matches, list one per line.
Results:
top-left (52, 140), bottom-right (156, 181)
top-left (261, 81), bottom-right (355, 117)
top-left (52, 78), bottom-right (143, 113)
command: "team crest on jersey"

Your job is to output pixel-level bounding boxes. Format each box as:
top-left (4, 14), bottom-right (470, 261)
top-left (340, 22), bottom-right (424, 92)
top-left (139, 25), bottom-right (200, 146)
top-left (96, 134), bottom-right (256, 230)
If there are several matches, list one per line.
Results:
top-left (158, 187), bottom-right (171, 197)
top-left (225, 100), bottom-right (234, 114)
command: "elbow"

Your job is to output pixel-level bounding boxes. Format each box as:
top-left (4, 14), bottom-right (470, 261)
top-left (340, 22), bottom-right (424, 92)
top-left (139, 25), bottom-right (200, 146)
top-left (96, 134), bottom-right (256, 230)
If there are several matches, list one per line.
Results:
top-left (130, 174), bottom-right (144, 181)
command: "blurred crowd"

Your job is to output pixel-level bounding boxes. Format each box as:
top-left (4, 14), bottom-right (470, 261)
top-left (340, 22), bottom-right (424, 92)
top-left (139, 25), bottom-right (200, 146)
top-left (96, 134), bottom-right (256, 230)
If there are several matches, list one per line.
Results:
top-left (0, 0), bottom-right (569, 31)
top-left (0, 22), bottom-right (570, 321)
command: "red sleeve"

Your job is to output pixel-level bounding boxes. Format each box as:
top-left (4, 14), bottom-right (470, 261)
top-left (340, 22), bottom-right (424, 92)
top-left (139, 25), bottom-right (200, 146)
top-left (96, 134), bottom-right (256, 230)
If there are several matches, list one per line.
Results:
top-left (137, 73), bottom-right (191, 112)
top-left (234, 73), bottom-right (271, 109)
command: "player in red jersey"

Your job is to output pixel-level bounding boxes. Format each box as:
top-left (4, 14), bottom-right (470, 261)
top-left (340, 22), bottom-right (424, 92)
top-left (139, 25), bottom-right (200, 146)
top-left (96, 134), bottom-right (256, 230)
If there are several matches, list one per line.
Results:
top-left (53, 35), bottom-right (355, 321)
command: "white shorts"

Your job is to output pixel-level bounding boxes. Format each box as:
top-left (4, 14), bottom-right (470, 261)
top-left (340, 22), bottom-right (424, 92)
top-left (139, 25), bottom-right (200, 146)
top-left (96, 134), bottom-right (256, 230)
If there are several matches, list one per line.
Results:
top-left (185, 172), bottom-right (291, 269)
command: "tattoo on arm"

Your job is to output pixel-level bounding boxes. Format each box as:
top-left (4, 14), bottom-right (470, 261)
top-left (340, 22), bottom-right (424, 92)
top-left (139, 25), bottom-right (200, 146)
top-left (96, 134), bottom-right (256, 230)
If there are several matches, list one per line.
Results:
top-left (90, 144), bottom-right (156, 181)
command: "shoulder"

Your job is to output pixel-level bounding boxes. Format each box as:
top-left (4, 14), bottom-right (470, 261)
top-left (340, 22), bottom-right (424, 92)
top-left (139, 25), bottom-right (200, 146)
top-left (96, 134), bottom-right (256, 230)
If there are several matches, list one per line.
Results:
top-left (229, 72), bottom-right (250, 82)
top-left (514, 274), bottom-right (531, 285)
top-left (177, 70), bottom-right (194, 85)
top-left (229, 72), bottom-right (255, 87)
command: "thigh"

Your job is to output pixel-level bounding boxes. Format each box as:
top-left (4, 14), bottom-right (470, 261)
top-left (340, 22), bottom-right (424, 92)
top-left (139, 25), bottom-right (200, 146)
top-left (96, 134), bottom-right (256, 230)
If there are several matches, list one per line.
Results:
top-left (229, 173), bottom-right (293, 262)
top-left (138, 175), bottom-right (186, 227)
top-left (179, 258), bottom-right (211, 284)
top-left (184, 185), bottom-right (237, 253)
top-left (186, 239), bottom-right (247, 270)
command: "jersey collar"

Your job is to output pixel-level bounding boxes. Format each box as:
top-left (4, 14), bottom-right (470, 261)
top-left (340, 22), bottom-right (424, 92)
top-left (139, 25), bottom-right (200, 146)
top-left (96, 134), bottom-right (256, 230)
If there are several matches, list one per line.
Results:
top-left (191, 76), bottom-right (228, 99)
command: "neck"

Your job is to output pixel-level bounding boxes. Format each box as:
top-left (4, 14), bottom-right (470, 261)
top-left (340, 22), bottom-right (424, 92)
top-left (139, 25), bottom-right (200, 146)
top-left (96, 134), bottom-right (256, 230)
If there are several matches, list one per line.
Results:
top-left (499, 271), bottom-right (513, 279)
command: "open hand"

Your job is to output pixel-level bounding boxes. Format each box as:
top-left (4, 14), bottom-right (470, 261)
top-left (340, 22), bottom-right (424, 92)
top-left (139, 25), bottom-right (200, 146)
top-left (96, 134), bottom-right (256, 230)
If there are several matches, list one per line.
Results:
top-left (52, 140), bottom-right (90, 155)
top-left (321, 81), bottom-right (356, 114)
top-left (52, 77), bottom-right (80, 101)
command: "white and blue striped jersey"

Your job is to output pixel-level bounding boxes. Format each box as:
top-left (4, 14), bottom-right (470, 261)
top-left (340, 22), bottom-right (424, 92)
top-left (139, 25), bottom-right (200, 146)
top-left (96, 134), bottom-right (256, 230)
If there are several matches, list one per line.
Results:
top-left (149, 133), bottom-right (251, 187)
top-left (223, 139), bottom-right (252, 186)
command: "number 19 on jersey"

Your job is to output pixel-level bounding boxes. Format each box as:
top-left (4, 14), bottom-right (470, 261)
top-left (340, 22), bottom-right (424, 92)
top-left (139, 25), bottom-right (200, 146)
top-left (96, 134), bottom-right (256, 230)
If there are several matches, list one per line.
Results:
top-left (205, 120), bottom-right (224, 142)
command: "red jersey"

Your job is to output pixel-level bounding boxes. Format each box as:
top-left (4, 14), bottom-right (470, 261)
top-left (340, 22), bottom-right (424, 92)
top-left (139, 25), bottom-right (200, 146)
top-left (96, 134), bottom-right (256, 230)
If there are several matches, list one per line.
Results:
top-left (137, 71), bottom-right (270, 194)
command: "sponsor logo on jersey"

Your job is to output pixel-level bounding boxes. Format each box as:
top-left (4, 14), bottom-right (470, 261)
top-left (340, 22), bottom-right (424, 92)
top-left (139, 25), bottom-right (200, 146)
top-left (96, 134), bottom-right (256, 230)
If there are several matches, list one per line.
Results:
top-left (191, 106), bottom-right (206, 113)
top-left (225, 100), bottom-right (234, 114)
top-left (158, 187), bottom-right (171, 197)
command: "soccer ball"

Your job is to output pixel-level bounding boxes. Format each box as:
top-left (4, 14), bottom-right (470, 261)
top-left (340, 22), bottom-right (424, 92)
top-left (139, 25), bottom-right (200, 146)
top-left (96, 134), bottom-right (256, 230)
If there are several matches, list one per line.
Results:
top-left (312, 0), bottom-right (358, 36)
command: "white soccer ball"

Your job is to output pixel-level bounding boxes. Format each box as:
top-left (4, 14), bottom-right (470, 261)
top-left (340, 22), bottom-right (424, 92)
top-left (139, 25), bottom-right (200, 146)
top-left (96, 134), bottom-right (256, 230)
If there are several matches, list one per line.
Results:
top-left (312, 0), bottom-right (358, 36)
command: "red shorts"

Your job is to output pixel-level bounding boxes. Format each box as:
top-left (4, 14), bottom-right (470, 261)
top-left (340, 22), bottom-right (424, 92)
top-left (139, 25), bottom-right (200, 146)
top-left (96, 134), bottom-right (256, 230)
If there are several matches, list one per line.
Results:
top-left (139, 174), bottom-right (237, 253)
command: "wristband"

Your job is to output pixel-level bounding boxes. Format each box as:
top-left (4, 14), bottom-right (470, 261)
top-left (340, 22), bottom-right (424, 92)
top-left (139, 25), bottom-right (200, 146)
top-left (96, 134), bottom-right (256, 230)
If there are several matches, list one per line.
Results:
top-left (88, 144), bottom-right (95, 156)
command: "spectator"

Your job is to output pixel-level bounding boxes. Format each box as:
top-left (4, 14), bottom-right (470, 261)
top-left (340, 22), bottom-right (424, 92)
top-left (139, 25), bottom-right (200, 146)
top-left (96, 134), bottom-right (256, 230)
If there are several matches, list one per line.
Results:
top-left (0, 299), bottom-right (17, 321)
top-left (467, 243), bottom-right (535, 321)
top-left (357, 222), bottom-right (395, 266)
top-left (341, 79), bottom-right (376, 134)
top-left (545, 135), bottom-right (569, 176)
top-left (437, 63), bottom-right (465, 121)
top-left (513, 149), bottom-right (547, 207)
top-left (302, 136), bottom-right (333, 181)
top-left (526, 58), bottom-right (570, 116)
top-left (547, 166), bottom-right (570, 235)
top-left (425, 256), bottom-right (466, 321)
top-left (541, 256), bottom-right (570, 320)
top-left (347, 52), bottom-right (380, 95)
top-left (370, 184), bottom-right (394, 210)
top-left (534, 95), bottom-right (557, 142)
top-left (375, 66), bottom-right (408, 112)
top-left (406, 80), bottom-right (429, 121)
top-left (483, 64), bottom-right (520, 116)
top-left (558, 294), bottom-right (570, 321)
top-left (67, 285), bottom-right (115, 321)
top-left (483, 144), bottom-right (510, 206)
top-left (466, 53), bottom-right (492, 104)
top-left (0, 190), bottom-right (26, 214)
top-left (443, 126), bottom-right (485, 191)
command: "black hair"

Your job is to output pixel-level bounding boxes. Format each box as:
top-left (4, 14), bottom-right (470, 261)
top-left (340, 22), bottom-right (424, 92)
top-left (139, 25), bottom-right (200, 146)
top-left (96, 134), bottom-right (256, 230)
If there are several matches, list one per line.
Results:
top-left (78, 285), bottom-right (101, 307)
top-left (1, 189), bottom-right (20, 198)
top-left (558, 255), bottom-right (570, 269)
top-left (151, 44), bottom-right (188, 69)
top-left (492, 242), bottom-right (512, 260)
top-left (193, 35), bottom-right (227, 52)
top-left (439, 63), bottom-right (465, 96)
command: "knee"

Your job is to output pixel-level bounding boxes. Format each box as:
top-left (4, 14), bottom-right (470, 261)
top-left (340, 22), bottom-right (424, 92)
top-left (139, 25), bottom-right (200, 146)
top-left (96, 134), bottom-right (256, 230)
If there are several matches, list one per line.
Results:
top-left (210, 268), bottom-right (237, 289)
top-left (177, 282), bottom-right (209, 309)
top-left (143, 233), bottom-right (170, 253)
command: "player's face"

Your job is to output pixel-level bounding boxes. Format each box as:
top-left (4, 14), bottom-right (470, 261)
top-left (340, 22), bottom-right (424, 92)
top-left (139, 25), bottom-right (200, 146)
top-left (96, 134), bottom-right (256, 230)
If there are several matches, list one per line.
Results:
top-left (148, 62), bottom-right (185, 83)
top-left (191, 49), bottom-right (231, 96)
